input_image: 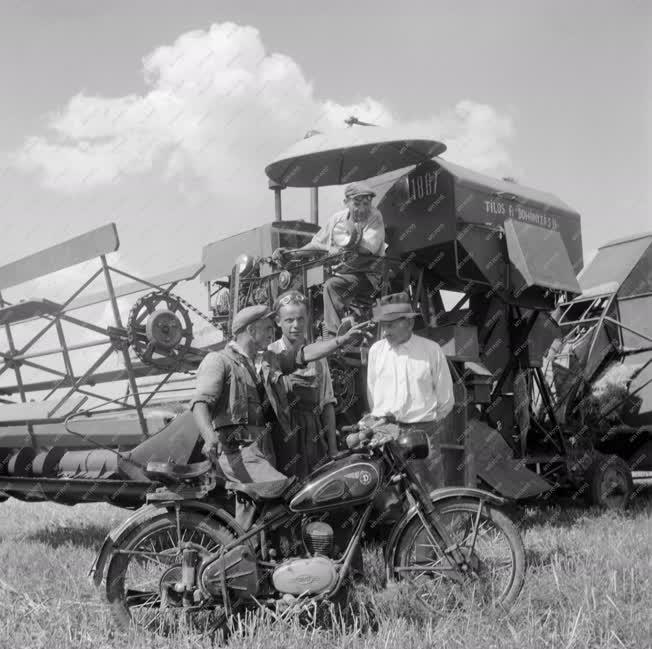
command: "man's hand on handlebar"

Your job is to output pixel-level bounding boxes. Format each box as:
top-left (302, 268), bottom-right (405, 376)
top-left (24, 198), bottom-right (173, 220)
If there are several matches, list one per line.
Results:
top-left (341, 413), bottom-right (399, 450)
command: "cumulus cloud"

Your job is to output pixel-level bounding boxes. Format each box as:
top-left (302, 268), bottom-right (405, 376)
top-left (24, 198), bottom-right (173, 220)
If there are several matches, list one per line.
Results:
top-left (2, 21), bottom-right (518, 407)
top-left (12, 22), bottom-right (515, 199)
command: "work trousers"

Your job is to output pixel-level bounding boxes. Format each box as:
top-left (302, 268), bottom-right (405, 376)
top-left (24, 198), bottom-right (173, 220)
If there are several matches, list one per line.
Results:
top-left (213, 438), bottom-right (287, 530)
top-left (217, 440), bottom-right (286, 484)
top-left (322, 273), bottom-right (375, 335)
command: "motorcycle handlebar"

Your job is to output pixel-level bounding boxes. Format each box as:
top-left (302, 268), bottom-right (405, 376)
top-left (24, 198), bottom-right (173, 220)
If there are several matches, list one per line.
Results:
top-left (340, 415), bottom-right (399, 451)
top-left (345, 429), bottom-right (374, 449)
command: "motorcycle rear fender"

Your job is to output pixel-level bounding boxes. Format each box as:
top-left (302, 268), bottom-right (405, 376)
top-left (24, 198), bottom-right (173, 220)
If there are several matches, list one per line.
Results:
top-left (384, 487), bottom-right (506, 573)
top-left (88, 500), bottom-right (245, 587)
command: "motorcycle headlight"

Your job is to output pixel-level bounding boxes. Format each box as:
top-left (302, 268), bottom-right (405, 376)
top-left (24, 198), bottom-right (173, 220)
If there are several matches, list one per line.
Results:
top-left (396, 429), bottom-right (430, 460)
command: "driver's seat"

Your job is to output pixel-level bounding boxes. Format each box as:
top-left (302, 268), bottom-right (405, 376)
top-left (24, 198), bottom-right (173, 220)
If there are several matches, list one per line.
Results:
top-left (145, 460), bottom-right (213, 483)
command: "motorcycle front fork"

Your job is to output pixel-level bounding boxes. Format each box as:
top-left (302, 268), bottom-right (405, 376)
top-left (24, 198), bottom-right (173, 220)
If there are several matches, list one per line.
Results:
top-left (401, 466), bottom-right (478, 577)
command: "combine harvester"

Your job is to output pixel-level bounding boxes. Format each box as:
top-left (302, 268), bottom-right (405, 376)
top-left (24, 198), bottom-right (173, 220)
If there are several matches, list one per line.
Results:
top-left (545, 232), bottom-right (652, 501)
top-left (0, 126), bottom-right (648, 510)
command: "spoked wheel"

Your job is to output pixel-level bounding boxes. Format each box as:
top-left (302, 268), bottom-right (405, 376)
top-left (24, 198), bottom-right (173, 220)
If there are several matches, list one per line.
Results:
top-left (105, 510), bottom-right (236, 638)
top-left (393, 500), bottom-right (525, 614)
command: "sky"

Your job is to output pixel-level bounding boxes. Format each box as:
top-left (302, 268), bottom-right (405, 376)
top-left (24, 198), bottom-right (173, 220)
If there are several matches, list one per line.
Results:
top-left (0, 0), bottom-right (650, 288)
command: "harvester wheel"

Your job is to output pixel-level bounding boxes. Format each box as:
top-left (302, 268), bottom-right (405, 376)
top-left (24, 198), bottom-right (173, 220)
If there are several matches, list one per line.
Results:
top-left (584, 453), bottom-right (633, 509)
top-left (629, 439), bottom-right (652, 472)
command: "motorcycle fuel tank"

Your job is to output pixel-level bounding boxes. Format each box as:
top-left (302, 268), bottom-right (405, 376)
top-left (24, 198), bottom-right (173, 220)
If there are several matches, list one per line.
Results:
top-left (289, 455), bottom-right (382, 513)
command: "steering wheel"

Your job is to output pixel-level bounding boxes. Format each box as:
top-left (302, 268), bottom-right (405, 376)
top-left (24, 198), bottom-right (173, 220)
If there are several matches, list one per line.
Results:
top-left (284, 249), bottom-right (329, 259)
top-left (272, 248), bottom-right (330, 268)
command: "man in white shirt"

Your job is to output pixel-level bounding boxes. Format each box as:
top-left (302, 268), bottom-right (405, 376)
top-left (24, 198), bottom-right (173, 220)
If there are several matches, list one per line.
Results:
top-left (280, 181), bottom-right (385, 337)
top-left (366, 292), bottom-right (455, 492)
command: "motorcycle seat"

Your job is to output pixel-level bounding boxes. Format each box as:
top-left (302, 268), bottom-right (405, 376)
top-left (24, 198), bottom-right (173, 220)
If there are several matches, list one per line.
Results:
top-left (225, 477), bottom-right (297, 502)
top-left (145, 460), bottom-right (212, 482)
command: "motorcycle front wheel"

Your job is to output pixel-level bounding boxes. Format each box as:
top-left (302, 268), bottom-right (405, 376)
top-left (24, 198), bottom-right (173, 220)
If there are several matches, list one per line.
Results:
top-left (392, 499), bottom-right (526, 613)
top-left (105, 510), bottom-right (237, 638)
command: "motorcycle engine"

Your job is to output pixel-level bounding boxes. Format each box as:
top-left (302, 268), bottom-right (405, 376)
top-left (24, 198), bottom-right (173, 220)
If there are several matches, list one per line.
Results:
top-left (199, 546), bottom-right (259, 599)
top-left (303, 521), bottom-right (333, 556)
top-left (272, 556), bottom-right (338, 596)
top-left (272, 521), bottom-right (337, 595)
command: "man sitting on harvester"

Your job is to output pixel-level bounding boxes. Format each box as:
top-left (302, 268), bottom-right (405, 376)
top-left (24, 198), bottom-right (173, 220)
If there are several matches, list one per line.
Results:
top-left (274, 181), bottom-right (386, 337)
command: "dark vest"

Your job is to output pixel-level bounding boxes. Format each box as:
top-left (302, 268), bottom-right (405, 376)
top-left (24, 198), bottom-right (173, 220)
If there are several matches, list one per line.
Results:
top-left (210, 346), bottom-right (267, 431)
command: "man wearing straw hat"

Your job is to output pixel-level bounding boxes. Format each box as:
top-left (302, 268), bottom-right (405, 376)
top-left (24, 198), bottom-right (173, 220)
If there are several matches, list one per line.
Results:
top-left (366, 292), bottom-right (455, 492)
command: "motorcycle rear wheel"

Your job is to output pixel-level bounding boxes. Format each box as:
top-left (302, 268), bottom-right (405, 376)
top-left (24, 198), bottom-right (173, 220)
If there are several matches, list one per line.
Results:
top-left (393, 499), bottom-right (525, 613)
top-left (105, 510), bottom-right (237, 638)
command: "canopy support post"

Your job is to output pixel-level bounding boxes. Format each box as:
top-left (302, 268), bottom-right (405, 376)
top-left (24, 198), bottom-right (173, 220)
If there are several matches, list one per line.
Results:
top-left (269, 180), bottom-right (285, 222)
top-left (310, 187), bottom-right (319, 225)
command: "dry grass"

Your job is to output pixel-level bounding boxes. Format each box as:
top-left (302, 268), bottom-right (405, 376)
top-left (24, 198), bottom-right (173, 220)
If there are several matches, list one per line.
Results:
top-left (1, 487), bottom-right (651, 649)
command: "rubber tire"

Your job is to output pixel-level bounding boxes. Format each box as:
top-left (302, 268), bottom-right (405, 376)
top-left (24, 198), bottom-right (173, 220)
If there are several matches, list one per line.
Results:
top-left (629, 439), bottom-right (652, 472)
top-left (393, 500), bottom-right (526, 612)
top-left (584, 453), bottom-right (633, 509)
top-left (105, 509), bottom-right (236, 635)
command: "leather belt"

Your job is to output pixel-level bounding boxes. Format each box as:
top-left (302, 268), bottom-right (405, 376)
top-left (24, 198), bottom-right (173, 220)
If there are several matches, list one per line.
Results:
top-left (216, 424), bottom-right (267, 449)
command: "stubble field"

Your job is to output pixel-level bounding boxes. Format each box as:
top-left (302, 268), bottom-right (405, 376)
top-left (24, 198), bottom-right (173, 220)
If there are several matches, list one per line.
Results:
top-left (0, 485), bottom-right (651, 649)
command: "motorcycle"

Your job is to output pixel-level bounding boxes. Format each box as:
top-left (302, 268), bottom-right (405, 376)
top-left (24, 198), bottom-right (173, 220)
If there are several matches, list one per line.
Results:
top-left (90, 416), bottom-right (526, 637)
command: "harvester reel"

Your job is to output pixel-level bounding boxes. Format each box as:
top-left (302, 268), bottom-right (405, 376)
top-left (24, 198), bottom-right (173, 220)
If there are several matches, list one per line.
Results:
top-left (127, 291), bottom-right (193, 371)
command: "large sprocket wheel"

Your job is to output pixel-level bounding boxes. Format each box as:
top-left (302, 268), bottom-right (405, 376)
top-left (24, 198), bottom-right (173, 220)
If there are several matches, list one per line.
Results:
top-left (127, 291), bottom-right (193, 371)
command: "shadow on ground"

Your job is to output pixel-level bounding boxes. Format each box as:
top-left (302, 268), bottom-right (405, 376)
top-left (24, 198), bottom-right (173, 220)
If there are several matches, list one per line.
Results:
top-left (25, 523), bottom-right (111, 549)
top-left (505, 483), bottom-right (652, 532)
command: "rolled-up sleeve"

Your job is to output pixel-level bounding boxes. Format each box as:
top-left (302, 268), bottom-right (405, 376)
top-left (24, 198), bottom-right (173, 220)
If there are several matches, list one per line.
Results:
top-left (309, 218), bottom-right (333, 251)
top-left (189, 352), bottom-right (227, 411)
top-left (431, 345), bottom-right (455, 421)
top-left (359, 209), bottom-right (385, 256)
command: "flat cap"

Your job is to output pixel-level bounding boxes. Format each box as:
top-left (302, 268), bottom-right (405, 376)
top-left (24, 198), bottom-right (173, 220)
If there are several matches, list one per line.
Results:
top-left (344, 181), bottom-right (376, 199)
top-left (232, 305), bottom-right (275, 335)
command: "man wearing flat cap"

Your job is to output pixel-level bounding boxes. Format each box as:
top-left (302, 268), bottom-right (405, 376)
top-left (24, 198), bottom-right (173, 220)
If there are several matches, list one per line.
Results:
top-left (190, 302), bottom-right (370, 522)
top-left (366, 292), bottom-right (455, 492)
top-left (293, 181), bottom-right (385, 337)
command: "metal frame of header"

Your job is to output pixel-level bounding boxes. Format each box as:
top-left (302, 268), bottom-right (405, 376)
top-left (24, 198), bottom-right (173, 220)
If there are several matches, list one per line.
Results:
top-left (0, 224), bottom-right (203, 437)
